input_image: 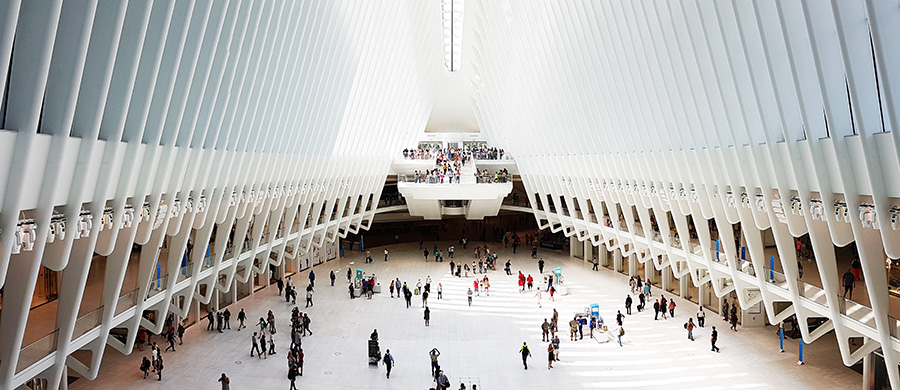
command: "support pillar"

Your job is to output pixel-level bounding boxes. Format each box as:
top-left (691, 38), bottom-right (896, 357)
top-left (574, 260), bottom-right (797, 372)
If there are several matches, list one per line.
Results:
top-left (613, 248), bottom-right (623, 272)
top-left (662, 266), bottom-right (671, 292)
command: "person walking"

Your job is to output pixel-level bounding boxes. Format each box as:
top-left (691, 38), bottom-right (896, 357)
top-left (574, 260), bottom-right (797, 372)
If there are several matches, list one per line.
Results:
top-left (527, 274), bottom-right (534, 290)
top-left (277, 278), bottom-right (285, 296)
top-left (843, 268), bottom-right (856, 299)
top-left (437, 283), bottom-right (443, 299)
top-left (625, 295), bottom-right (633, 315)
top-left (616, 311), bottom-right (624, 326)
top-left (389, 280), bottom-right (395, 298)
top-left (302, 313), bottom-right (313, 336)
top-left (384, 248), bottom-right (389, 262)
top-left (330, 270), bottom-right (336, 286)
top-left (467, 288), bottom-right (473, 306)
top-left (404, 287), bottom-right (412, 308)
top-left (668, 299), bottom-right (676, 317)
top-left (730, 312), bottom-right (739, 332)
top-left (592, 257), bottom-right (599, 271)
top-left (383, 349), bottom-right (394, 378)
top-left (306, 288), bottom-right (314, 308)
top-left (346, 267), bottom-right (352, 282)
top-left (218, 373), bottom-right (230, 390)
top-left (424, 306), bottom-right (431, 326)
top-left (697, 307), bottom-right (706, 327)
top-left (519, 342), bottom-right (532, 370)
top-left (711, 326), bottom-right (720, 352)
top-left (638, 292), bottom-right (646, 312)
top-left (852, 258), bottom-right (862, 281)
top-left (617, 326), bottom-right (624, 347)
top-left (165, 329), bottom-right (176, 352)
top-left (206, 310), bottom-right (215, 331)
top-left (422, 290), bottom-right (429, 307)
top-left (308, 270), bottom-right (315, 288)
top-left (541, 319), bottom-right (551, 342)
top-left (722, 298), bottom-right (729, 321)
top-left (685, 318), bottom-right (695, 341)
top-left (538, 258), bottom-right (545, 274)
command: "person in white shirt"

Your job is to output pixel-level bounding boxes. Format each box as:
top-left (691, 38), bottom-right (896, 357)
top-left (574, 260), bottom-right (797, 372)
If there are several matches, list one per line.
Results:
top-left (697, 307), bottom-right (706, 327)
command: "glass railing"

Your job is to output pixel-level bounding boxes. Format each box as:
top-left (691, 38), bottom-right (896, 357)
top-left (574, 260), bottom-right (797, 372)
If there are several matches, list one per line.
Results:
top-left (841, 298), bottom-right (876, 328)
top-left (889, 316), bottom-right (900, 338)
top-left (73, 306), bottom-right (104, 339)
top-left (797, 280), bottom-right (829, 306)
top-left (116, 289), bottom-right (139, 316)
top-left (176, 262), bottom-right (193, 283)
top-left (17, 330), bottom-right (58, 373)
top-left (146, 274), bottom-right (168, 299)
top-left (739, 260), bottom-right (756, 277)
top-left (764, 268), bottom-right (789, 289)
top-left (202, 255), bottom-right (214, 270)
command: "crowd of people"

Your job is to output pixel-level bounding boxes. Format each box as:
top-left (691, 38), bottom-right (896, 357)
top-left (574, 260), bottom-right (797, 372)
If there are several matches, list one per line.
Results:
top-left (129, 233), bottom-right (747, 389)
top-left (623, 274), bottom-right (728, 352)
top-left (401, 145), bottom-right (506, 162)
top-left (476, 168), bottom-right (511, 183)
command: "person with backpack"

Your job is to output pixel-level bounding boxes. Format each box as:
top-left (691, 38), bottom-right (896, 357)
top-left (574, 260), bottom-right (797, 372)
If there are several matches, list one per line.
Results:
top-left (140, 356), bottom-right (151, 379)
top-left (685, 318), bottom-right (695, 341)
top-left (154, 356), bottom-right (164, 381)
top-left (383, 349), bottom-right (395, 378)
top-left (519, 342), bottom-right (532, 370)
top-left (617, 326), bottom-right (625, 347)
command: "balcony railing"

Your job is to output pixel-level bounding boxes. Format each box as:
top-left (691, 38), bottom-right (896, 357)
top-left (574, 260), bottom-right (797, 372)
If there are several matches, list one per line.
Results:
top-left (17, 330), bottom-right (58, 373)
top-left (116, 289), bottom-right (139, 316)
top-left (73, 306), bottom-right (104, 339)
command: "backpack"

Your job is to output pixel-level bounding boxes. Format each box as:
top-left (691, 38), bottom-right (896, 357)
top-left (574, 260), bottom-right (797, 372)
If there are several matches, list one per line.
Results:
top-left (619, 328), bottom-right (625, 336)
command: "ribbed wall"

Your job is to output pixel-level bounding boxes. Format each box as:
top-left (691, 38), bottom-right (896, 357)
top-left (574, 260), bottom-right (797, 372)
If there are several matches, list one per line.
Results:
top-left (469, 1), bottom-right (900, 388)
top-left (0, 1), bottom-right (439, 389)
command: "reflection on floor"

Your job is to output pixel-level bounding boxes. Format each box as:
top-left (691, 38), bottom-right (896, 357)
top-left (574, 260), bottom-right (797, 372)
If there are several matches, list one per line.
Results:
top-left (69, 242), bottom-right (860, 390)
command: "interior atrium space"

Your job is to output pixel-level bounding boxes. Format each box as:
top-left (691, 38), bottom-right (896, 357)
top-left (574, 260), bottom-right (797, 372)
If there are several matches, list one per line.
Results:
top-left (0, 0), bottom-right (899, 389)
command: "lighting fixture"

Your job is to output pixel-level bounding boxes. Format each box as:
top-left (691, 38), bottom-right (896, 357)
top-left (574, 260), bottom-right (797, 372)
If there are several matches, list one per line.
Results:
top-left (809, 199), bottom-right (824, 221)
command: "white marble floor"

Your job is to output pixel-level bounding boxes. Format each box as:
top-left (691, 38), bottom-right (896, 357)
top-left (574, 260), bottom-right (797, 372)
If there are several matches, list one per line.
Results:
top-left (70, 241), bottom-right (861, 390)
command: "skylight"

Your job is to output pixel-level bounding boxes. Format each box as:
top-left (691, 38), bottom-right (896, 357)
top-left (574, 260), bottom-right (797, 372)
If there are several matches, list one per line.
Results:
top-left (441, 0), bottom-right (465, 72)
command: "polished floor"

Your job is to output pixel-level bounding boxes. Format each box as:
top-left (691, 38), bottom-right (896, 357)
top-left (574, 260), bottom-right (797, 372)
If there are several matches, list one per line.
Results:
top-left (70, 241), bottom-right (861, 390)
